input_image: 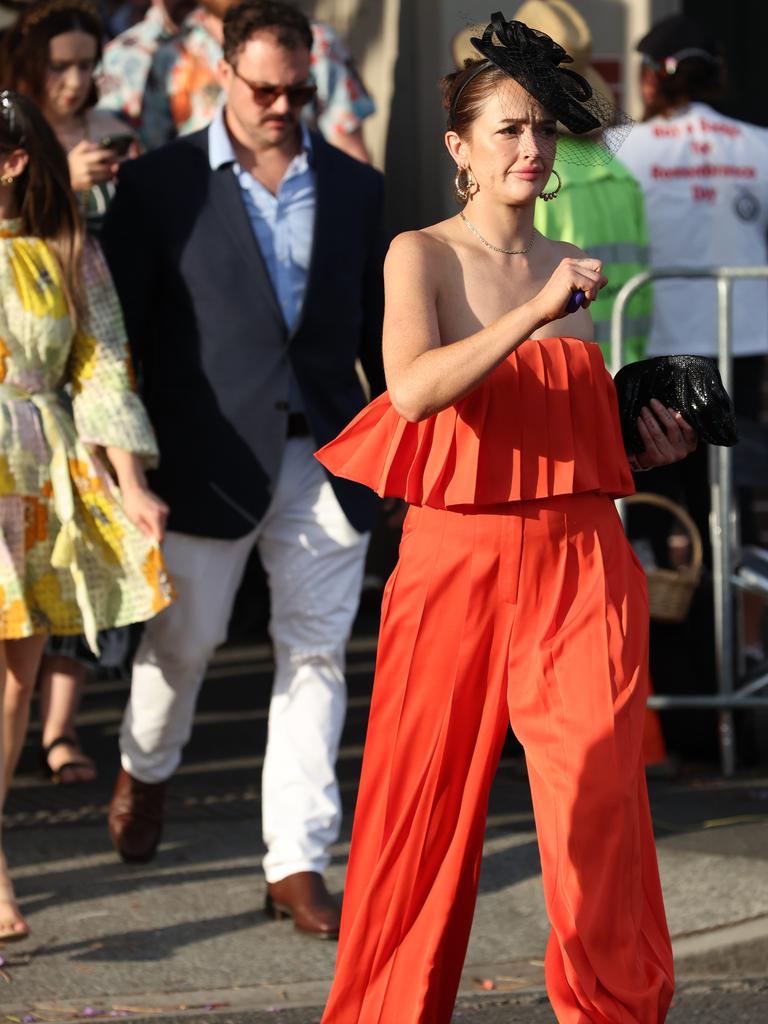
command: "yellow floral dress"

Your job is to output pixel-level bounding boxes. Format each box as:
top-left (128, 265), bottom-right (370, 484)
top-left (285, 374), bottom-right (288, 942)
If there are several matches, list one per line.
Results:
top-left (0, 219), bottom-right (174, 649)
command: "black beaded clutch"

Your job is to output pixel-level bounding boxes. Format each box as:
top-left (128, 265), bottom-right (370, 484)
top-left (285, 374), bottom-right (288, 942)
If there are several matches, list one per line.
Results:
top-left (613, 355), bottom-right (738, 455)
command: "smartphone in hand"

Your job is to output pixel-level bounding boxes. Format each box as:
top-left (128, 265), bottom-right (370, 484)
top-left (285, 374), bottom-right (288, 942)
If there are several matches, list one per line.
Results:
top-left (99, 133), bottom-right (134, 156)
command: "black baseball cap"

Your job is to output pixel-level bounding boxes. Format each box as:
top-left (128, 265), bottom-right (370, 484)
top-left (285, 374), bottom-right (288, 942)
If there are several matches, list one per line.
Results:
top-left (637, 14), bottom-right (719, 65)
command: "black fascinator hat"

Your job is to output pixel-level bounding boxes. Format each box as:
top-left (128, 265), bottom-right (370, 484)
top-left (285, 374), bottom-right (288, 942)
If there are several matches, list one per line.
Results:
top-left (461, 13), bottom-right (599, 133)
top-left (448, 11), bottom-right (630, 163)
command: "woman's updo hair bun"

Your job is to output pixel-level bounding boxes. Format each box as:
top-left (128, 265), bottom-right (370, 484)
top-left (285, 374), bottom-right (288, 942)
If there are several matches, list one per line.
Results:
top-left (440, 58), bottom-right (508, 137)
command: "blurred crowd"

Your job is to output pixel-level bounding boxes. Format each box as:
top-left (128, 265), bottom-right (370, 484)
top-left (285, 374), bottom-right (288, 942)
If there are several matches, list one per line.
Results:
top-left (0, 0), bottom-right (766, 946)
top-left (0, 0), bottom-right (378, 783)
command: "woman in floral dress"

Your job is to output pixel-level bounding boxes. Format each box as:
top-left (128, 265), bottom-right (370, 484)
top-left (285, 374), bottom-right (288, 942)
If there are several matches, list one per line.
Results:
top-left (0, 89), bottom-right (173, 940)
top-left (4, 0), bottom-right (143, 785)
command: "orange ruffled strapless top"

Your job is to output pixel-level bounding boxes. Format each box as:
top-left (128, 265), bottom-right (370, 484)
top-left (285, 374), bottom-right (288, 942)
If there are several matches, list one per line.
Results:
top-left (316, 336), bottom-right (635, 508)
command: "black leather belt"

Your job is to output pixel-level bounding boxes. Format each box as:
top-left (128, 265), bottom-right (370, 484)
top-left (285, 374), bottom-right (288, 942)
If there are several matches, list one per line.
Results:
top-left (286, 411), bottom-right (311, 438)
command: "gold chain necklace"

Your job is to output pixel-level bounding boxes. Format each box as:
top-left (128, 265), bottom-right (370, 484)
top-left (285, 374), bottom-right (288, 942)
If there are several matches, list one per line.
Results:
top-left (459, 211), bottom-right (535, 255)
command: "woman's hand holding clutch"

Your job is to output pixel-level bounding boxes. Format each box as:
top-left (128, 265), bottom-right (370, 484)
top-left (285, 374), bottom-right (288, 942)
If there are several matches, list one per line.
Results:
top-left (627, 399), bottom-right (698, 472)
top-left (613, 355), bottom-right (736, 465)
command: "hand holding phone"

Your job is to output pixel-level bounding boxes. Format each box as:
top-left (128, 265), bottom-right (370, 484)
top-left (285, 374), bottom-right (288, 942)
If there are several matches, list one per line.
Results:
top-left (99, 133), bottom-right (134, 157)
top-left (69, 139), bottom-right (122, 190)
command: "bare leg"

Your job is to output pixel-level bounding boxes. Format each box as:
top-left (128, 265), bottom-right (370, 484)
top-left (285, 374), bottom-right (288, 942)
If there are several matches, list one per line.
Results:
top-left (3, 635), bottom-right (47, 788)
top-left (38, 656), bottom-right (96, 784)
top-left (0, 641), bottom-right (30, 940)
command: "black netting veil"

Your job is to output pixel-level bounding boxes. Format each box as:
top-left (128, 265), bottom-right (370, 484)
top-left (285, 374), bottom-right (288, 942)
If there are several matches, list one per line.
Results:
top-left (449, 12), bottom-right (632, 167)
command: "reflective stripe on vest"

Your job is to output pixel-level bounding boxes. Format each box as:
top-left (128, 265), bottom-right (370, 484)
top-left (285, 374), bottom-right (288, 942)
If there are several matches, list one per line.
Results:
top-left (587, 243), bottom-right (650, 264)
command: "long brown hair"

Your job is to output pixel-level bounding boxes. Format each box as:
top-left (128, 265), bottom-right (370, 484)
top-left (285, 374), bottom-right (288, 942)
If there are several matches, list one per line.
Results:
top-left (0, 89), bottom-right (85, 327)
top-left (1, 0), bottom-right (104, 115)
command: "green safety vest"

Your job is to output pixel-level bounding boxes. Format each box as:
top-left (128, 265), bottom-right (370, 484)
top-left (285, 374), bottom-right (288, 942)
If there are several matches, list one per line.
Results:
top-left (534, 141), bottom-right (652, 366)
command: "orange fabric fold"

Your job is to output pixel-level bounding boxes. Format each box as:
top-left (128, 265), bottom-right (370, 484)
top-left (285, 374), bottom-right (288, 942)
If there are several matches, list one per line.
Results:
top-left (316, 337), bottom-right (635, 507)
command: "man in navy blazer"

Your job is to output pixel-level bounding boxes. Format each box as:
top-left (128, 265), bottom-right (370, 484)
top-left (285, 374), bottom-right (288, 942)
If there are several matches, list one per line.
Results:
top-left (101, 0), bottom-right (385, 938)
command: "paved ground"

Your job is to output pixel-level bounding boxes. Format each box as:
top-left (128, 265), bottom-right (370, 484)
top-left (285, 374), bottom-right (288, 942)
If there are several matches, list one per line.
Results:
top-left (10, 980), bottom-right (766, 1024)
top-left (3, 625), bottom-right (768, 1023)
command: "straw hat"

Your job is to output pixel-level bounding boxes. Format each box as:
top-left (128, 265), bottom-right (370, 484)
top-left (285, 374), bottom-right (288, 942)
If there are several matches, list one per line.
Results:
top-left (0, 0), bottom-right (32, 32)
top-left (0, 3), bottom-right (19, 29)
top-left (450, 0), bottom-right (614, 106)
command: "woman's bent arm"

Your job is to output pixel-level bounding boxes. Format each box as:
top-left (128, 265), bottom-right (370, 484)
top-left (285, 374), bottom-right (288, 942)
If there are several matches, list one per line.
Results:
top-left (383, 232), bottom-right (604, 422)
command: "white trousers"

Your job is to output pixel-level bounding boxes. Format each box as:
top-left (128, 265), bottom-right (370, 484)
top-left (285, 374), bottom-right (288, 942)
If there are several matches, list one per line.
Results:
top-left (119, 438), bottom-right (370, 883)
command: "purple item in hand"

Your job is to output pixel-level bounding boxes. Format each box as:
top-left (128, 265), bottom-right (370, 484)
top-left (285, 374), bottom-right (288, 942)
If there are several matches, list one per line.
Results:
top-left (564, 289), bottom-right (586, 314)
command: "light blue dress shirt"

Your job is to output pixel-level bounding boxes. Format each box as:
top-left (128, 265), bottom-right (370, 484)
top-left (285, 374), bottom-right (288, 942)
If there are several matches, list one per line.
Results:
top-left (209, 107), bottom-right (315, 413)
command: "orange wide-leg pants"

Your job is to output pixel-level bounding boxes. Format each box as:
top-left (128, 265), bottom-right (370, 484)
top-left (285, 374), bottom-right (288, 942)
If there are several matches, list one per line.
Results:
top-left (322, 494), bottom-right (674, 1024)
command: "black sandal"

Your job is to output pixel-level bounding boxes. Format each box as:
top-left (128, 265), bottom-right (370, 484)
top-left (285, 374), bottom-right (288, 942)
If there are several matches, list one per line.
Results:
top-left (40, 736), bottom-right (97, 785)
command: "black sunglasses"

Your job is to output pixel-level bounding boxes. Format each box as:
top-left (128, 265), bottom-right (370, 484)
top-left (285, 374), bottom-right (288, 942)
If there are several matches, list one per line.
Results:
top-left (231, 69), bottom-right (317, 108)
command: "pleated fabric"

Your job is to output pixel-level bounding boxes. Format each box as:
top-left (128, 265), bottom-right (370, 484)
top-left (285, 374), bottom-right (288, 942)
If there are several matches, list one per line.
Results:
top-left (321, 496), bottom-right (674, 1024)
top-left (316, 337), bottom-right (635, 508)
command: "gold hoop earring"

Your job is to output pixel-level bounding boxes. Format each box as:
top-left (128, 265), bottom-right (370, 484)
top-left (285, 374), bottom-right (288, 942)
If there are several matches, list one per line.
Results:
top-left (0, 174), bottom-right (15, 187)
top-left (539, 169), bottom-right (562, 201)
top-left (454, 166), bottom-right (476, 204)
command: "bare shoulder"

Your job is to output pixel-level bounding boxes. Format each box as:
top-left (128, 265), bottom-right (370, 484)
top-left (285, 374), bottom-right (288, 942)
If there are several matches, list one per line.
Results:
top-left (386, 225), bottom-right (455, 277)
top-left (388, 224), bottom-right (453, 258)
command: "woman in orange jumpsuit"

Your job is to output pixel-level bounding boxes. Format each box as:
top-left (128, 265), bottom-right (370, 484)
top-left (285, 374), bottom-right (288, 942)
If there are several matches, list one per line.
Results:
top-left (317, 14), bottom-right (695, 1023)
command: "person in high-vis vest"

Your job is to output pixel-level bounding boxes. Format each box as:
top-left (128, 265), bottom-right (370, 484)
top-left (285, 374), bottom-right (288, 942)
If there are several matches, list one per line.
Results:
top-left (533, 147), bottom-right (651, 365)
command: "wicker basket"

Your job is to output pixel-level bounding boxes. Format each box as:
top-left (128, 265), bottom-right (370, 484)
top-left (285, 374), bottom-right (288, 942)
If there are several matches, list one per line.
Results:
top-left (623, 493), bottom-right (703, 623)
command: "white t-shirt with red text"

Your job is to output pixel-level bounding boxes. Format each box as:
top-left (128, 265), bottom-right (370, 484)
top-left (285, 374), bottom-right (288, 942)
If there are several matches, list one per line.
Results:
top-left (620, 102), bottom-right (768, 357)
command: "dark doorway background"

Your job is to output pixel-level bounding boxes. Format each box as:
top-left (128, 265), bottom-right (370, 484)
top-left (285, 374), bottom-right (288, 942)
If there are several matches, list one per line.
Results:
top-left (684, 2), bottom-right (768, 127)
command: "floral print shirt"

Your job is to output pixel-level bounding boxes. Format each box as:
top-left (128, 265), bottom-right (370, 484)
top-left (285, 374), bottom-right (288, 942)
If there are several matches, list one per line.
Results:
top-left (97, 5), bottom-right (176, 131)
top-left (138, 14), bottom-right (376, 151)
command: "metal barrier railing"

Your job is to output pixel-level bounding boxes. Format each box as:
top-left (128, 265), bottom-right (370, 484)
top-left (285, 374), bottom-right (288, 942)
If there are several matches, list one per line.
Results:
top-left (610, 266), bottom-right (768, 776)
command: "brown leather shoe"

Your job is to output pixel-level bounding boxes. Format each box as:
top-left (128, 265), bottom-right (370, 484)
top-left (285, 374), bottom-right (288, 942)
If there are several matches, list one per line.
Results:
top-left (108, 768), bottom-right (166, 863)
top-left (265, 871), bottom-right (340, 939)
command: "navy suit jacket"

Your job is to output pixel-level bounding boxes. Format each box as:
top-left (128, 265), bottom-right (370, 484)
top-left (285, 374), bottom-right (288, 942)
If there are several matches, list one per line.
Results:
top-left (101, 126), bottom-right (385, 538)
